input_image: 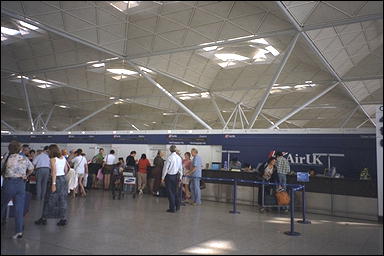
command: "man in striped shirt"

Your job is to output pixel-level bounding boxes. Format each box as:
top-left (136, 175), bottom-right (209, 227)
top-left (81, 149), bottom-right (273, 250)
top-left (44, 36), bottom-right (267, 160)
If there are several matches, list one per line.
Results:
top-left (276, 151), bottom-right (290, 191)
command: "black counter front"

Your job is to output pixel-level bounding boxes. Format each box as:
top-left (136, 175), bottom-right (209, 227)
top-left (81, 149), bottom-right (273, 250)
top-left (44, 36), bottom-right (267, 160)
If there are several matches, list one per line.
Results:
top-left (202, 169), bottom-right (377, 198)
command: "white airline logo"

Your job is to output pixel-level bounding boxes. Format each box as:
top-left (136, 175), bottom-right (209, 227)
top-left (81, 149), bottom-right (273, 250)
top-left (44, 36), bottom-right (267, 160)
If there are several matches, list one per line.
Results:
top-left (286, 153), bottom-right (345, 165)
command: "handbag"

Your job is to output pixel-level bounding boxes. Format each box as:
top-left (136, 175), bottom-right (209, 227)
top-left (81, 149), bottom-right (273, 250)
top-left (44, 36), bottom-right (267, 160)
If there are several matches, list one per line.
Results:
top-left (275, 190), bottom-right (290, 205)
top-left (97, 168), bottom-right (104, 181)
top-left (200, 180), bottom-right (206, 189)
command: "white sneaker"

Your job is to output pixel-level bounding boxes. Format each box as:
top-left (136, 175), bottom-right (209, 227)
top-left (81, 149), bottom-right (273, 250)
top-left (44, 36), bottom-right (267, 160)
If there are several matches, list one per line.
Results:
top-left (12, 232), bottom-right (23, 239)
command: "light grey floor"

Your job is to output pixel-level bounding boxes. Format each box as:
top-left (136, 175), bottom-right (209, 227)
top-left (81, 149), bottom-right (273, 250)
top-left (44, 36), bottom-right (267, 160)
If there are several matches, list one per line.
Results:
top-left (1, 190), bottom-right (383, 255)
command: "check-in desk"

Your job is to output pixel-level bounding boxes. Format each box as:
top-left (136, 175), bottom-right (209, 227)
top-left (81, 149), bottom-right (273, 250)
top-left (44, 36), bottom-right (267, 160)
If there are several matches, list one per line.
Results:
top-left (201, 169), bottom-right (378, 221)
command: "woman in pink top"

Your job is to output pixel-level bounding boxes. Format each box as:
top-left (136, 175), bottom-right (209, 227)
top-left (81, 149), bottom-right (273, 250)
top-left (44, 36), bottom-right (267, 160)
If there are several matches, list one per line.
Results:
top-left (182, 152), bottom-right (192, 201)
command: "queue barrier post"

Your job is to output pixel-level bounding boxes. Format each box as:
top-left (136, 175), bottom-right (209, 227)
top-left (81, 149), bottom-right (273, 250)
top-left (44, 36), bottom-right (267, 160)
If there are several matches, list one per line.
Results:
top-left (284, 187), bottom-right (301, 236)
top-left (297, 184), bottom-right (311, 224)
top-left (229, 178), bottom-right (240, 214)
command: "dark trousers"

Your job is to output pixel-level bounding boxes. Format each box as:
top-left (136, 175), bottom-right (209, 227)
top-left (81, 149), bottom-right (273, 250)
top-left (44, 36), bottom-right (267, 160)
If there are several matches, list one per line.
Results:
top-left (152, 168), bottom-right (162, 193)
top-left (36, 167), bottom-right (50, 200)
top-left (165, 174), bottom-right (180, 211)
top-left (1, 178), bottom-right (26, 233)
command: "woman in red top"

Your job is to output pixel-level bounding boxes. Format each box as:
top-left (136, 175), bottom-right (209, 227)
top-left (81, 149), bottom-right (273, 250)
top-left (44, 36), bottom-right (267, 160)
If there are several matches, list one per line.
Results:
top-left (137, 154), bottom-right (151, 195)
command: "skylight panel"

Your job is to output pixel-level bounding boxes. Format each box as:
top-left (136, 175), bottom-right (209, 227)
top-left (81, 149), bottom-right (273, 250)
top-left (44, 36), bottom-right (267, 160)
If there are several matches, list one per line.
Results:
top-left (249, 38), bottom-right (269, 45)
top-left (265, 46), bottom-right (280, 56)
top-left (214, 53), bottom-right (249, 61)
top-left (18, 21), bottom-right (39, 30)
top-left (92, 63), bottom-right (105, 68)
top-left (218, 61), bottom-right (237, 68)
top-left (1, 27), bottom-right (19, 36)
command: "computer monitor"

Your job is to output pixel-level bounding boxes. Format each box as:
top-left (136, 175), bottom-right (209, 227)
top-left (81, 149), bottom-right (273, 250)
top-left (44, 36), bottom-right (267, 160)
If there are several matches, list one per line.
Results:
top-left (211, 162), bottom-right (221, 170)
top-left (297, 172), bottom-right (309, 182)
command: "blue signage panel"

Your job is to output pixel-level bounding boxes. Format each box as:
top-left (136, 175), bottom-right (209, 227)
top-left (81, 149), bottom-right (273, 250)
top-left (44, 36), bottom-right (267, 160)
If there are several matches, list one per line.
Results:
top-left (1, 133), bottom-right (376, 179)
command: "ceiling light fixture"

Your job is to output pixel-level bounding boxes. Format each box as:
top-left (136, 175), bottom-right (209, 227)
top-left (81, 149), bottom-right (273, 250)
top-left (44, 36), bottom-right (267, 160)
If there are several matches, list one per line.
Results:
top-left (57, 105), bottom-right (69, 109)
top-left (92, 63), bottom-right (105, 68)
top-left (107, 68), bottom-right (138, 75)
top-left (179, 96), bottom-right (192, 100)
top-left (203, 46), bottom-right (218, 51)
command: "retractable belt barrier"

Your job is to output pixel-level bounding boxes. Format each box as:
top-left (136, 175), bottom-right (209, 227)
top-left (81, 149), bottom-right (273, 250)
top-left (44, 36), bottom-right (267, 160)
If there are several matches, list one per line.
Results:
top-left (184, 175), bottom-right (310, 236)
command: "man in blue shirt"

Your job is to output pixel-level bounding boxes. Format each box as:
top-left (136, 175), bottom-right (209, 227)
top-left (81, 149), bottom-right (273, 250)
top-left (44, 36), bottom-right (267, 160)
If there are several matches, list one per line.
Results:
top-left (33, 146), bottom-right (51, 200)
top-left (190, 148), bottom-right (202, 205)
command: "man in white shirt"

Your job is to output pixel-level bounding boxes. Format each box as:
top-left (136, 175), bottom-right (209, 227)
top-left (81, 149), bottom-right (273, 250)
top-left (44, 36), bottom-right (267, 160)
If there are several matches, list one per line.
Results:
top-left (161, 145), bottom-right (183, 213)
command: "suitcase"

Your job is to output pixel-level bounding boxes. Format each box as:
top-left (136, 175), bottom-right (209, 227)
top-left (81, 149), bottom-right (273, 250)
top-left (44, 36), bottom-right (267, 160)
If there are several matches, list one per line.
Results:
top-left (158, 186), bottom-right (168, 197)
top-left (275, 190), bottom-right (290, 205)
top-left (9, 192), bottom-right (32, 217)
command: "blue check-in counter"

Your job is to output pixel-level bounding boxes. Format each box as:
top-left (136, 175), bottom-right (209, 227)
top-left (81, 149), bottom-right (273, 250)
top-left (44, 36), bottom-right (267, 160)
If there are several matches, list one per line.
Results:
top-left (201, 169), bottom-right (378, 221)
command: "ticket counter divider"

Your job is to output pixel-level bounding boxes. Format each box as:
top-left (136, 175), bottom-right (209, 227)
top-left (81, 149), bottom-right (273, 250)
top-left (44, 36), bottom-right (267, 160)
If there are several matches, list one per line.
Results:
top-left (185, 175), bottom-right (308, 236)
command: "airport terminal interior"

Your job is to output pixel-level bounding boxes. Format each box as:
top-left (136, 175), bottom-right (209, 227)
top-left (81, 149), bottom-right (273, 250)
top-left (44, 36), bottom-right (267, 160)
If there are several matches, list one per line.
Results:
top-left (1, 1), bottom-right (383, 255)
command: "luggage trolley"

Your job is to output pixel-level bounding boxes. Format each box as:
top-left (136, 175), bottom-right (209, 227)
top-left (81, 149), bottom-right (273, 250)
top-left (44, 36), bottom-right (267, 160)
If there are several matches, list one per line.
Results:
top-left (123, 166), bottom-right (137, 198)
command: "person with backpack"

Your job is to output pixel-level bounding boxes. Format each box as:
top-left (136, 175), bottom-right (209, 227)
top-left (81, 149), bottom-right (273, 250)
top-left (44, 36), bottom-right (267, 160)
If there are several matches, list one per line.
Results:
top-left (1, 141), bottom-right (34, 239)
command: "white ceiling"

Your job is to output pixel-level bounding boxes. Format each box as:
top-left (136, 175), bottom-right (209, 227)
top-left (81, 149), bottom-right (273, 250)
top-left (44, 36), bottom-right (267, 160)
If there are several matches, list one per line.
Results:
top-left (1, 1), bottom-right (383, 132)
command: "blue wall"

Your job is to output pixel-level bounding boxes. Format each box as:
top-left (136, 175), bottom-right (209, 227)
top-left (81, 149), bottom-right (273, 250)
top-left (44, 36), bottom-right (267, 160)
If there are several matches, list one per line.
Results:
top-left (1, 133), bottom-right (377, 179)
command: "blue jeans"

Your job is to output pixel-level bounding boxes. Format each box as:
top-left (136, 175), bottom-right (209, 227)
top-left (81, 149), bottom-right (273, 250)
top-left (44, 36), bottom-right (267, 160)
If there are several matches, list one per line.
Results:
top-left (277, 173), bottom-right (287, 190)
top-left (36, 167), bottom-right (50, 201)
top-left (1, 178), bottom-right (26, 233)
top-left (190, 170), bottom-right (202, 204)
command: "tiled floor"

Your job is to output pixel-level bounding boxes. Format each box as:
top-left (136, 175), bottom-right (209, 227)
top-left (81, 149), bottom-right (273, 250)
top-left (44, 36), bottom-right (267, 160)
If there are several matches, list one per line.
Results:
top-left (1, 190), bottom-right (383, 255)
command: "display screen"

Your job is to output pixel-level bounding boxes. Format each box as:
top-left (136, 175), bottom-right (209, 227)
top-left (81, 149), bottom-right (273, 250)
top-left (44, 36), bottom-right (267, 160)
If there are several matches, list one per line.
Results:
top-left (211, 163), bottom-right (221, 170)
top-left (297, 172), bottom-right (310, 182)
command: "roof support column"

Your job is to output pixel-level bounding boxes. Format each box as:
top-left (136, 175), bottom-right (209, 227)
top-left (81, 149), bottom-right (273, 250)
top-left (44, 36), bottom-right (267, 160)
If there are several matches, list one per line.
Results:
top-left (248, 32), bottom-right (300, 129)
top-left (45, 105), bottom-right (55, 128)
top-left (275, 1), bottom-right (376, 127)
top-left (340, 105), bottom-right (359, 128)
top-left (1, 120), bottom-right (17, 132)
top-left (21, 77), bottom-right (35, 132)
top-left (211, 93), bottom-right (226, 127)
top-left (63, 101), bottom-right (116, 131)
top-left (269, 82), bottom-right (339, 129)
top-left (224, 104), bottom-right (239, 130)
top-left (126, 60), bottom-right (212, 130)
